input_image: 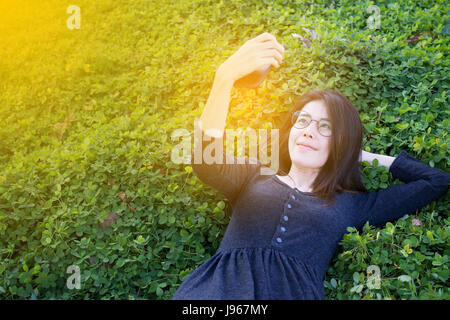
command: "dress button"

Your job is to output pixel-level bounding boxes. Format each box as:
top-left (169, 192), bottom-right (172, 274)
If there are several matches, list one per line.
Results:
top-left (276, 237), bottom-right (282, 243)
top-left (280, 226), bottom-right (286, 232)
top-left (283, 215), bottom-right (288, 222)
top-left (287, 204), bottom-right (292, 209)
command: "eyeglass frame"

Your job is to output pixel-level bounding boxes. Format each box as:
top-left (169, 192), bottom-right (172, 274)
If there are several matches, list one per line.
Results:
top-left (291, 110), bottom-right (333, 137)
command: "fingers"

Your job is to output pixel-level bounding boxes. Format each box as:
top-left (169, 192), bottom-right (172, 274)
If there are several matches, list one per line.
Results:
top-left (255, 34), bottom-right (284, 55)
top-left (260, 48), bottom-right (283, 65)
top-left (256, 41), bottom-right (284, 65)
top-left (249, 32), bottom-right (285, 67)
top-left (255, 32), bottom-right (277, 43)
top-left (260, 57), bottom-right (280, 69)
top-left (253, 32), bottom-right (283, 47)
top-left (260, 41), bottom-right (285, 56)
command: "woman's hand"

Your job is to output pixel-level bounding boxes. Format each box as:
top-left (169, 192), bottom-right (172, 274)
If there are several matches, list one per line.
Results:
top-left (217, 32), bottom-right (285, 83)
top-left (360, 149), bottom-right (396, 169)
top-left (359, 149), bottom-right (365, 162)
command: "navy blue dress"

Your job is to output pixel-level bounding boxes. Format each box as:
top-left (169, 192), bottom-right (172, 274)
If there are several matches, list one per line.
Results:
top-left (171, 131), bottom-right (450, 300)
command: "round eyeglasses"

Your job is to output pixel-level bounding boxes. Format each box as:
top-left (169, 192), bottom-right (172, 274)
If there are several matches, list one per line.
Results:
top-left (291, 111), bottom-right (332, 137)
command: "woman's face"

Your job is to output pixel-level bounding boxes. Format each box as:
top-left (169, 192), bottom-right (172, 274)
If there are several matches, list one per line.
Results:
top-left (288, 100), bottom-right (332, 170)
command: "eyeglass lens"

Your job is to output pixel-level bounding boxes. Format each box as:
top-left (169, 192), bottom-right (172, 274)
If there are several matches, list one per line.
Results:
top-left (291, 111), bottom-right (332, 136)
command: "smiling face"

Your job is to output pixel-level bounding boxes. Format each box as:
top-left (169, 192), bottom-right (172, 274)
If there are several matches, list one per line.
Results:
top-left (288, 99), bottom-right (332, 170)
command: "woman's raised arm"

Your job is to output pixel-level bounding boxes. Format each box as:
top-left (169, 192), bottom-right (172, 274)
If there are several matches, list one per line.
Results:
top-left (191, 32), bottom-right (284, 207)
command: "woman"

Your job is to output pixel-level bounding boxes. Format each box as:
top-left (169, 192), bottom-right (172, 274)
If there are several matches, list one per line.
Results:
top-left (171, 32), bottom-right (450, 300)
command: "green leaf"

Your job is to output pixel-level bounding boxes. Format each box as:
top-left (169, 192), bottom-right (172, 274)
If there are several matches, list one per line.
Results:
top-left (158, 215), bottom-right (167, 225)
top-left (330, 278), bottom-right (337, 288)
top-left (217, 201), bottom-right (225, 210)
top-left (180, 229), bottom-right (189, 238)
top-left (385, 222), bottom-right (395, 236)
top-left (350, 284), bottom-right (363, 293)
top-left (395, 122), bottom-right (409, 130)
top-left (136, 235), bottom-right (145, 244)
top-left (397, 275), bottom-right (411, 282)
top-left (353, 272), bottom-right (360, 284)
top-left (432, 253), bottom-right (444, 266)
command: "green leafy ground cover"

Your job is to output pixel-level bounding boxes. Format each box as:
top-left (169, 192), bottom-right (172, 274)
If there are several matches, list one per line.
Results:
top-left (0, 0), bottom-right (448, 299)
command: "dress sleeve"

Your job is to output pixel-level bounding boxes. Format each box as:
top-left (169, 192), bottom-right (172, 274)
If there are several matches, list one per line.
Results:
top-left (190, 128), bottom-right (262, 207)
top-left (354, 149), bottom-right (450, 230)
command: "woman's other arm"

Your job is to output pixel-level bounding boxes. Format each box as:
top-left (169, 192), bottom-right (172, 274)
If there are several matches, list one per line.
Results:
top-left (354, 150), bottom-right (450, 230)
